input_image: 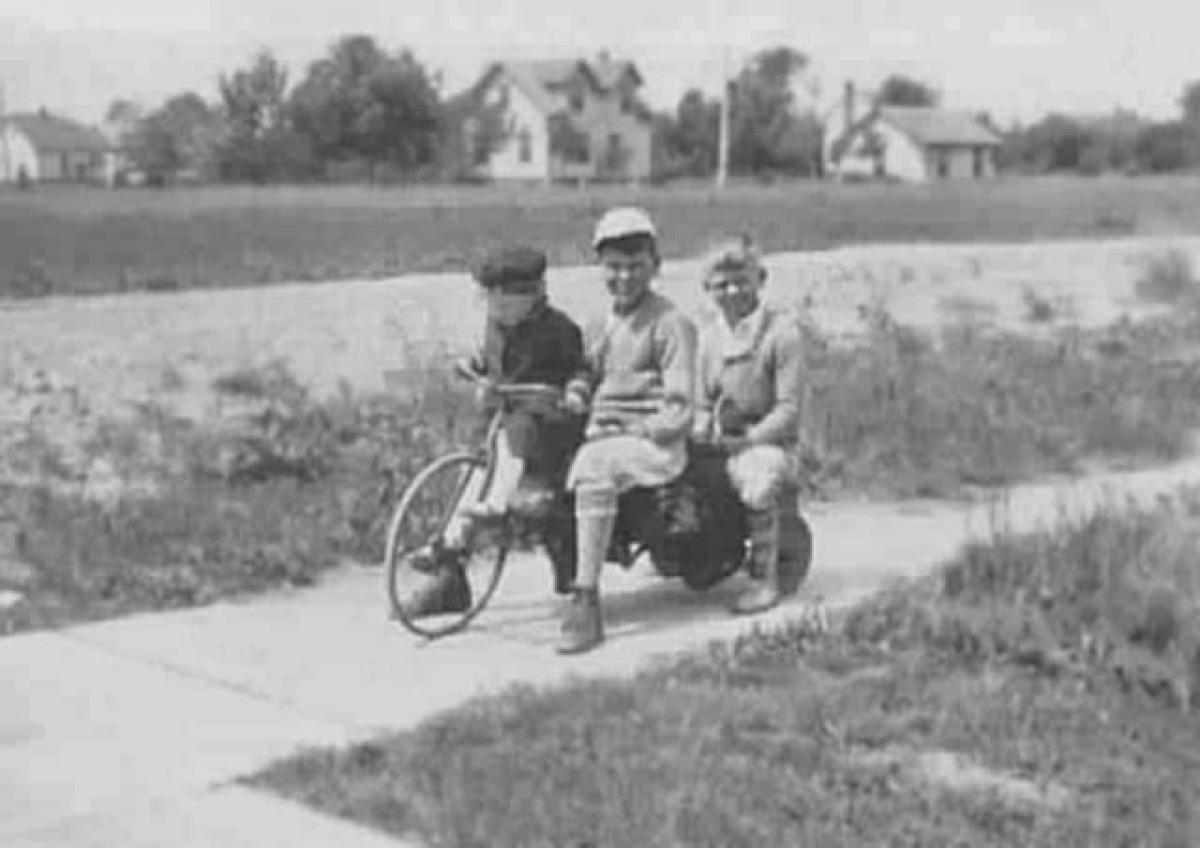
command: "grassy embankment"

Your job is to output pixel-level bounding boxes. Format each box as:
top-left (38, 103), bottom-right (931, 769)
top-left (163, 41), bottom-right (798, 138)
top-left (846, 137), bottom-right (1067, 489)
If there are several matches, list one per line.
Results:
top-left (3, 175), bottom-right (1200, 297)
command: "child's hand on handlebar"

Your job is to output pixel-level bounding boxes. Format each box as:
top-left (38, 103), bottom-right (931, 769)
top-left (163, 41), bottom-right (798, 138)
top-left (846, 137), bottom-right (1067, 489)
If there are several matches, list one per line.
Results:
top-left (562, 388), bottom-right (589, 416)
top-left (473, 377), bottom-right (499, 407)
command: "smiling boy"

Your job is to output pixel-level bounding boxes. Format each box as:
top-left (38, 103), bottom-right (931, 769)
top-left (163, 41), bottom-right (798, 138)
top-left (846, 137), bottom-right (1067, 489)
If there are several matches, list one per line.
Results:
top-left (557, 207), bottom-right (698, 654)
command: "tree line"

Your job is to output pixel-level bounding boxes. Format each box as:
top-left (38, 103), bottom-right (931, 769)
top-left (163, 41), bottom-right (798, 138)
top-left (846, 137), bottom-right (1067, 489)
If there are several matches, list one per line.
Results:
top-left (108, 36), bottom-right (443, 184)
top-left (999, 83), bottom-right (1200, 175)
top-left (106, 35), bottom-right (1200, 185)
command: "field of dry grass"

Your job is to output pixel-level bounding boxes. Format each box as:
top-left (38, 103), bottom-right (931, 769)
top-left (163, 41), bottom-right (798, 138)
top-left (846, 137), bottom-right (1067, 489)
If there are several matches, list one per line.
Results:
top-left (4, 175), bottom-right (1200, 297)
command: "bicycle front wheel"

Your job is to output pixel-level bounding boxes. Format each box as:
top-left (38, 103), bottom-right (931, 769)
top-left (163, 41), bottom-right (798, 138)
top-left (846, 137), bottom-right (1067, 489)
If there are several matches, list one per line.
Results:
top-left (385, 451), bottom-right (509, 639)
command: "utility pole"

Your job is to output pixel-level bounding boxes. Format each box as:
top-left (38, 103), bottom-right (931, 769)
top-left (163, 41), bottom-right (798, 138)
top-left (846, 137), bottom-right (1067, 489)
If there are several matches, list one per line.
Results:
top-left (716, 44), bottom-right (730, 190)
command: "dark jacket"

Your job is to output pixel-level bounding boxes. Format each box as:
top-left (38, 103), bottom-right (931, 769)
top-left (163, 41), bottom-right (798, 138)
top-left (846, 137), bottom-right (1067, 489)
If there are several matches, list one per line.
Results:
top-left (471, 299), bottom-right (585, 389)
top-left (470, 299), bottom-right (586, 480)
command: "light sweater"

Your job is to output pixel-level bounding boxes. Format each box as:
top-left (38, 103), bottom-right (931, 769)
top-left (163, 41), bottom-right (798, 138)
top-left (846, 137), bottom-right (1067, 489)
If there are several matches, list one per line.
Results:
top-left (695, 303), bottom-right (805, 446)
top-left (567, 291), bottom-right (697, 445)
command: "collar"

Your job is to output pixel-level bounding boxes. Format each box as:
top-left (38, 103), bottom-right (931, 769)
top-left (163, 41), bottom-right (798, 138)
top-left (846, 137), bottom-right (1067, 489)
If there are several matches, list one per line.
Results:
top-left (611, 288), bottom-right (651, 318)
top-left (715, 302), bottom-right (768, 361)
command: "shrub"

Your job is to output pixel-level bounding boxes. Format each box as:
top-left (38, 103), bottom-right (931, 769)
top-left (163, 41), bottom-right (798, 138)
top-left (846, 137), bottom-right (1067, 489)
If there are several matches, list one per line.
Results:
top-left (800, 306), bottom-right (1200, 497)
top-left (844, 489), bottom-right (1200, 710)
top-left (1134, 249), bottom-right (1198, 304)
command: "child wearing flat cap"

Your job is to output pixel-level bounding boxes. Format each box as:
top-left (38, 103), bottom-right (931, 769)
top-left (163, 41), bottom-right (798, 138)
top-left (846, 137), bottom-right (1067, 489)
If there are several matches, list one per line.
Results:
top-left (462, 244), bottom-right (586, 519)
top-left (401, 245), bottom-right (586, 619)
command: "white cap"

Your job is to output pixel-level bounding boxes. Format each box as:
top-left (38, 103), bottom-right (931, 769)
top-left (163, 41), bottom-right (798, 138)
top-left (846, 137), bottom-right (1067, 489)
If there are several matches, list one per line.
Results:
top-left (592, 206), bottom-right (657, 249)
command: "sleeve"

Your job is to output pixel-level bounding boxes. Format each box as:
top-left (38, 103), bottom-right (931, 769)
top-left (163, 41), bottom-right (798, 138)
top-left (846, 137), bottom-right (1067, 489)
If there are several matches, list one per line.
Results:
top-left (566, 318), bottom-right (603, 407)
top-left (467, 321), bottom-right (491, 377)
top-left (692, 323), bottom-right (716, 440)
top-left (641, 311), bottom-right (697, 445)
top-left (745, 320), bottom-right (804, 446)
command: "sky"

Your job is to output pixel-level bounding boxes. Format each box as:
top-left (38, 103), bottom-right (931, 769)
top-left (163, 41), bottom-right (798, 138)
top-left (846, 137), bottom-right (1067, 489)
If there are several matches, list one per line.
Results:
top-left (0, 0), bottom-right (1197, 127)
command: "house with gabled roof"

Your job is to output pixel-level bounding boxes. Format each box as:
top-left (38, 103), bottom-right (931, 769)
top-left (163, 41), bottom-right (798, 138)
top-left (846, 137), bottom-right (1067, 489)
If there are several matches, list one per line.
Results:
top-left (458, 53), bottom-right (655, 183)
top-left (0, 108), bottom-right (115, 185)
top-left (824, 82), bottom-right (1002, 182)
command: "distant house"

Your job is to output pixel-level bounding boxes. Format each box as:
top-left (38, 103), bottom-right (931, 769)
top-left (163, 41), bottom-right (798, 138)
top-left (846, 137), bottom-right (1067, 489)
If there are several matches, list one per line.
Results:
top-left (0, 109), bottom-right (115, 185)
top-left (458, 53), bottom-right (655, 183)
top-left (825, 83), bottom-right (1002, 182)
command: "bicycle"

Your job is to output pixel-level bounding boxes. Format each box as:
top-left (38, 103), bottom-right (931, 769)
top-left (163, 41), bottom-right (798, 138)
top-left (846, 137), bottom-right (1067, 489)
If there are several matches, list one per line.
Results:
top-left (385, 367), bottom-right (817, 641)
top-left (384, 364), bottom-right (570, 639)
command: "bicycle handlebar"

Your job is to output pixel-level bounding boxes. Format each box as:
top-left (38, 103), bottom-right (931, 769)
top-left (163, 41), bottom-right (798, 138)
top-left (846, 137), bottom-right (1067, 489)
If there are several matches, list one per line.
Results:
top-left (453, 360), bottom-right (562, 401)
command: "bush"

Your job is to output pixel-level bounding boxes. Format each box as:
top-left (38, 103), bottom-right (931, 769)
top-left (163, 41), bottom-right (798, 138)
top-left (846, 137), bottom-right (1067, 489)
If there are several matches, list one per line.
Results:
top-left (800, 306), bottom-right (1200, 497)
top-left (5, 358), bottom-right (479, 632)
top-left (844, 488), bottom-right (1200, 710)
top-left (1134, 249), bottom-right (1198, 304)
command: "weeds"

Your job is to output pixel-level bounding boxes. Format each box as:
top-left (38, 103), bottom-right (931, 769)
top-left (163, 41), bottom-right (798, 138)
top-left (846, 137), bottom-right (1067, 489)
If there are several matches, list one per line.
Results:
top-left (2, 358), bottom-right (479, 633)
top-left (1134, 249), bottom-right (1198, 304)
top-left (1021, 286), bottom-right (1056, 323)
top-left (800, 306), bottom-right (1200, 498)
top-left (8, 302), bottom-right (1200, 631)
top-left (251, 491), bottom-right (1200, 846)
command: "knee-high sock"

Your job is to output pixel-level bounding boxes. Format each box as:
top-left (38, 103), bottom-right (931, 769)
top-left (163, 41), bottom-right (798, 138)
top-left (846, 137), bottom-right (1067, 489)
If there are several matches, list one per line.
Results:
top-left (574, 483), bottom-right (618, 588)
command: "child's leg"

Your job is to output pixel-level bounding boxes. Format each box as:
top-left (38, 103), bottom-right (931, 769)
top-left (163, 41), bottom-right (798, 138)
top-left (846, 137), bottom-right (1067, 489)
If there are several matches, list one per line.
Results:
top-left (481, 429), bottom-right (524, 511)
top-left (439, 426), bottom-right (521, 546)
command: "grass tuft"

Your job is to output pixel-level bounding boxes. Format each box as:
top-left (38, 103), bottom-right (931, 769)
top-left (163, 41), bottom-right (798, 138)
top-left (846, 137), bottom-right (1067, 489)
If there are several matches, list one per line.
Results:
top-left (1134, 249), bottom-right (1199, 305)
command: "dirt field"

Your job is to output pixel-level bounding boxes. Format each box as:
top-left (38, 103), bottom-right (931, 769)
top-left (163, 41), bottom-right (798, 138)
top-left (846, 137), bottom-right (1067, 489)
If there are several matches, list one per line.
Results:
top-left (3, 233), bottom-right (1197, 419)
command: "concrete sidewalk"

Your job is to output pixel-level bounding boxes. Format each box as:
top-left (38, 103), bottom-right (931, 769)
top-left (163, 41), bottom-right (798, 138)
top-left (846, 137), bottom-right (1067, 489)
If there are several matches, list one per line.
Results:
top-left (4, 457), bottom-right (1200, 847)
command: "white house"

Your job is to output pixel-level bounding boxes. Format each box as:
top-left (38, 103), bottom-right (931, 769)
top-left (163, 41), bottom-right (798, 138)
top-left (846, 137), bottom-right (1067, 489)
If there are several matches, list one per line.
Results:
top-left (0, 108), bottom-right (115, 185)
top-left (824, 83), bottom-right (1002, 182)
top-left (459, 54), bottom-right (655, 183)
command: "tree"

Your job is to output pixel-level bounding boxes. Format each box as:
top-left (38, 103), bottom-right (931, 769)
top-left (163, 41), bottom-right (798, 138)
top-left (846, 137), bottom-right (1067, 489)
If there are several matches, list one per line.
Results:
top-left (217, 50), bottom-right (315, 182)
top-left (289, 35), bottom-right (443, 179)
top-left (1136, 121), bottom-right (1194, 172)
top-left (119, 92), bottom-right (222, 183)
top-left (727, 46), bottom-right (822, 176)
top-left (876, 74), bottom-right (940, 107)
top-left (219, 50), bottom-right (289, 143)
top-left (1011, 113), bottom-right (1090, 173)
top-left (666, 88), bottom-right (720, 176)
top-left (1181, 79), bottom-right (1200, 128)
top-left (104, 99), bottom-right (143, 145)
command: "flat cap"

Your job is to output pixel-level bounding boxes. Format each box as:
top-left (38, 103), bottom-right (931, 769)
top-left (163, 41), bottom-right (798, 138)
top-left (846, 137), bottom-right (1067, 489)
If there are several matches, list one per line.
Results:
top-left (474, 245), bottom-right (548, 289)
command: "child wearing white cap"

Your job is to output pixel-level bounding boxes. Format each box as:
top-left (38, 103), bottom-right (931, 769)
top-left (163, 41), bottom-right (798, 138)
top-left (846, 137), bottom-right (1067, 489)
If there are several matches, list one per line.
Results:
top-left (556, 206), bottom-right (698, 654)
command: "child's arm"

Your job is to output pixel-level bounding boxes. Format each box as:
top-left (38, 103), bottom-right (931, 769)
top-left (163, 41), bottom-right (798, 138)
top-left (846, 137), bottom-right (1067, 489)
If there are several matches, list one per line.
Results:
top-left (745, 320), bottom-right (804, 446)
top-left (639, 311), bottom-right (697, 445)
top-left (565, 319), bottom-right (601, 412)
top-left (692, 324), bottom-right (717, 441)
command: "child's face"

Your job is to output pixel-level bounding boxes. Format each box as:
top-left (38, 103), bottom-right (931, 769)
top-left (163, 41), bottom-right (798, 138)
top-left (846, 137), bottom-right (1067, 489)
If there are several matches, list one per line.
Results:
top-left (484, 279), bottom-right (543, 326)
top-left (705, 266), bottom-right (764, 323)
top-left (598, 245), bottom-right (658, 313)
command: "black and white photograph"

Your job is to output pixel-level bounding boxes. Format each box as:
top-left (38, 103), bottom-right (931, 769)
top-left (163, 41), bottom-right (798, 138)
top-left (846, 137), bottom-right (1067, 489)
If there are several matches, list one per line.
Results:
top-left (2, 1), bottom-right (1199, 844)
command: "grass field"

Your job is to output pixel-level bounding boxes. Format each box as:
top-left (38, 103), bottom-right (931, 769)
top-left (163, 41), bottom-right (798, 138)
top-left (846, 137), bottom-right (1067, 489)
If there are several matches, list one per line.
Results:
top-left (251, 490), bottom-right (1200, 846)
top-left (4, 175), bottom-right (1200, 297)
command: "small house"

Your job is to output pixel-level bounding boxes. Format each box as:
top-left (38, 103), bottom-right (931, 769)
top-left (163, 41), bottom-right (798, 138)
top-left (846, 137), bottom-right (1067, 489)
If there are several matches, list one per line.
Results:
top-left (0, 109), bottom-right (115, 185)
top-left (825, 83), bottom-right (1002, 182)
top-left (457, 54), bottom-right (654, 183)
